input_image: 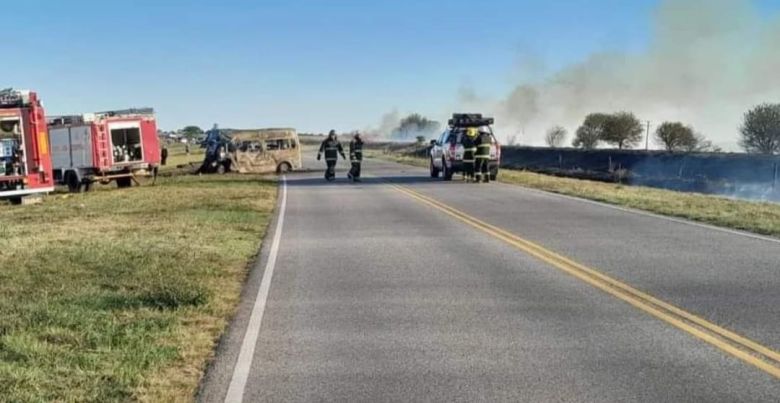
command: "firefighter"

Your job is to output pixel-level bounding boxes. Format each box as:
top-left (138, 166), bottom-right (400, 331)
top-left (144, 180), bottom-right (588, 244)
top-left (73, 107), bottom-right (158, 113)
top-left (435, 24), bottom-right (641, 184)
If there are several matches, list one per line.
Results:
top-left (317, 130), bottom-right (346, 181)
top-left (348, 132), bottom-right (364, 182)
top-left (462, 127), bottom-right (478, 182)
top-left (474, 129), bottom-right (492, 183)
top-left (160, 145), bottom-right (169, 166)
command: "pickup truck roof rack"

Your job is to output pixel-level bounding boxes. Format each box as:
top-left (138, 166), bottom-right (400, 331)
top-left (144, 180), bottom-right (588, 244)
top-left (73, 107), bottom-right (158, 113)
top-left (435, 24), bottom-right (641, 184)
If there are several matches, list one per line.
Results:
top-left (448, 113), bottom-right (495, 127)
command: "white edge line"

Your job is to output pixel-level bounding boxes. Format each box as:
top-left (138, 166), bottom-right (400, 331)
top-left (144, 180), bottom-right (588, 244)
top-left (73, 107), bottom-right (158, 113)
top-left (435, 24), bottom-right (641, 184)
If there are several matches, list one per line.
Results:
top-left (224, 176), bottom-right (287, 403)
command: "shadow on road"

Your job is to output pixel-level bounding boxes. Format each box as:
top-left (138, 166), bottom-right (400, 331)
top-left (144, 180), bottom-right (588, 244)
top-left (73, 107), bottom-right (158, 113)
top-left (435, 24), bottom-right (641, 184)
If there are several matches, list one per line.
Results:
top-left (284, 174), bottom-right (450, 187)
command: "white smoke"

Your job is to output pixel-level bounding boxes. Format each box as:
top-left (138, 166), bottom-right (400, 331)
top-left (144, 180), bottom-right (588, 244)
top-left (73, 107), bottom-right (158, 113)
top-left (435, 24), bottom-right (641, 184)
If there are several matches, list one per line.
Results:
top-left (460, 0), bottom-right (780, 150)
top-left (363, 109), bottom-right (401, 139)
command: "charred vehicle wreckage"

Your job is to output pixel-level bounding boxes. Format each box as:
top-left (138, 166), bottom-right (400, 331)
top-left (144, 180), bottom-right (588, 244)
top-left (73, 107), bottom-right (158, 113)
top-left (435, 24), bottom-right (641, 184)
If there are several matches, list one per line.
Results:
top-left (198, 126), bottom-right (301, 175)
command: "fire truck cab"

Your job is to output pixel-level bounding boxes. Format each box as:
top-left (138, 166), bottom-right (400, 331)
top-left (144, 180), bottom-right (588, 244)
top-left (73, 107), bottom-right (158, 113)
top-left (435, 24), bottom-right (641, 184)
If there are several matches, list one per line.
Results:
top-left (0, 89), bottom-right (54, 204)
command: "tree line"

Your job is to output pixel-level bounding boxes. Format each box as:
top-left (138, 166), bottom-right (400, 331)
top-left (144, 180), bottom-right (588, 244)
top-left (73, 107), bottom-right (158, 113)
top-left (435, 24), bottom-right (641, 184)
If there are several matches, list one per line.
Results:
top-left (543, 103), bottom-right (780, 154)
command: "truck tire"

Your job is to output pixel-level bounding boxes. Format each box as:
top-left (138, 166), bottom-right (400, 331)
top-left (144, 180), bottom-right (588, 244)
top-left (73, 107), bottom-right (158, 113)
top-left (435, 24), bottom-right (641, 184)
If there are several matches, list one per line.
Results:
top-left (116, 177), bottom-right (133, 188)
top-left (66, 171), bottom-right (82, 193)
top-left (442, 159), bottom-right (453, 181)
top-left (430, 158), bottom-right (440, 178)
top-left (216, 163), bottom-right (227, 175)
top-left (490, 169), bottom-right (498, 181)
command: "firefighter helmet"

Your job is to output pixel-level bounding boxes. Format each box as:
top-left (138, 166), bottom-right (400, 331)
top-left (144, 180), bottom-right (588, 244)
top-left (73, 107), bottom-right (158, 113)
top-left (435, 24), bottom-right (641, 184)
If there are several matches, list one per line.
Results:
top-left (466, 127), bottom-right (478, 138)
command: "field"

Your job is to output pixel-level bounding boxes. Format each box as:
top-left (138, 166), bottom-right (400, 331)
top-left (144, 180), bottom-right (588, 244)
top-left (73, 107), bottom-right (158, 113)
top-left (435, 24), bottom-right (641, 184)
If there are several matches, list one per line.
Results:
top-left (371, 151), bottom-right (780, 237)
top-left (161, 142), bottom-right (205, 174)
top-left (0, 173), bottom-right (277, 401)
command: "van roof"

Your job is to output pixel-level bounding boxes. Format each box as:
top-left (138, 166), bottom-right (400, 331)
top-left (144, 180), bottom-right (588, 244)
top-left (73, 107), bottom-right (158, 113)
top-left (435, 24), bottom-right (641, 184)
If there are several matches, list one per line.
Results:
top-left (231, 128), bottom-right (297, 141)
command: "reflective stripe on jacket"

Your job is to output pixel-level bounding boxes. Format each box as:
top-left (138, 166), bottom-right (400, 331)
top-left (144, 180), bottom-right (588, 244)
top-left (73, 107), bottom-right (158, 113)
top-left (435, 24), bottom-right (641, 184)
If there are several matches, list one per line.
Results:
top-left (319, 139), bottom-right (344, 161)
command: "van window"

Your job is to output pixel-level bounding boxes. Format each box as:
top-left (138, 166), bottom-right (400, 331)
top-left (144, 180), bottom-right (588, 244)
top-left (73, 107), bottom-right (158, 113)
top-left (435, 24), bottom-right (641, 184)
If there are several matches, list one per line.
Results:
top-left (266, 139), bottom-right (292, 151)
top-left (238, 141), bottom-right (263, 152)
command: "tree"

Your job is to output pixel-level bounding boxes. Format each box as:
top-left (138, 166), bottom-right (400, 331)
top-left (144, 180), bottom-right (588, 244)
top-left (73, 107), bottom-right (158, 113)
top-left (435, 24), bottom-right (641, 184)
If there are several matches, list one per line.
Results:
top-left (601, 112), bottom-right (643, 149)
top-left (391, 114), bottom-right (440, 140)
top-left (545, 126), bottom-right (567, 148)
top-left (740, 103), bottom-right (780, 154)
top-left (655, 122), bottom-right (695, 152)
top-left (685, 134), bottom-right (722, 153)
top-left (181, 125), bottom-right (203, 140)
top-left (572, 113), bottom-right (609, 149)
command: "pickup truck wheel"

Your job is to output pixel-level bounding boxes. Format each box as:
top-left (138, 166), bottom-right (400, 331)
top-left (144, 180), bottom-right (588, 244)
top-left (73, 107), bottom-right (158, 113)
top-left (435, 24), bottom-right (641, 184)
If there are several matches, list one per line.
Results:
top-left (442, 159), bottom-right (453, 181)
top-left (216, 164), bottom-right (227, 175)
top-left (430, 158), bottom-right (440, 178)
top-left (490, 170), bottom-right (498, 181)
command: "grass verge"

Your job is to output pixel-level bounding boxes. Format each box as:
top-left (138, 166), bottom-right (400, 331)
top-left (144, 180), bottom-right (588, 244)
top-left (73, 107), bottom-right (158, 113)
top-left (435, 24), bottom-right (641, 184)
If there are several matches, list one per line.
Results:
top-left (0, 174), bottom-right (277, 402)
top-left (371, 152), bottom-right (780, 237)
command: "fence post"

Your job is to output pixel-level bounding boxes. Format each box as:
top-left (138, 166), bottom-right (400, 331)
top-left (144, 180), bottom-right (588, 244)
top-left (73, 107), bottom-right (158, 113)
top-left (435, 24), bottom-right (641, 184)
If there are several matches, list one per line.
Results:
top-left (773, 162), bottom-right (778, 191)
top-left (558, 153), bottom-right (563, 169)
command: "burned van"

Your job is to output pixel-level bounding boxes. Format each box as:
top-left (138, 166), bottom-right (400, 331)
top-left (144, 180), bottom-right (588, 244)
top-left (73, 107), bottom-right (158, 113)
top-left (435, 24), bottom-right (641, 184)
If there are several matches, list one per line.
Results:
top-left (231, 128), bottom-right (301, 174)
top-left (201, 128), bottom-right (301, 174)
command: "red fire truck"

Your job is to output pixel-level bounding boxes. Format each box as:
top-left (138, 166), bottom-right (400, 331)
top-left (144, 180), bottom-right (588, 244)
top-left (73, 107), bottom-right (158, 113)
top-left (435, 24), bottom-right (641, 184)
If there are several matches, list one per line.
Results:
top-left (48, 108), bottom-right (161, 192)
top-left (0, 89), bottom-right (54, 204)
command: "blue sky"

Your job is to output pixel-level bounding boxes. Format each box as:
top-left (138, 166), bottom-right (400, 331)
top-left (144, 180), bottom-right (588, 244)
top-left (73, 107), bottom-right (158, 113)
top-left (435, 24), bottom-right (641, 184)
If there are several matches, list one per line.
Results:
top-left (3, 0), bottom-right (776, 132)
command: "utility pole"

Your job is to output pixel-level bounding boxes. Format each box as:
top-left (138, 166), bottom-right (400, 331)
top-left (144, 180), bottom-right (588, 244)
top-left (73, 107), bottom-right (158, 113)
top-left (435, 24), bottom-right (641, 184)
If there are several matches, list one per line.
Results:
top-left (645, 120), bottom-right (651, 151)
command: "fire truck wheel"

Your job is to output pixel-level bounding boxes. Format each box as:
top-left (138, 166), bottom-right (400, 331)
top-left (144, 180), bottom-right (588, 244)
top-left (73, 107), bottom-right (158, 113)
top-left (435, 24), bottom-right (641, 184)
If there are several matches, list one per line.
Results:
top-left (116, 177), bottom-right (133, 188)
top-left (66, 172), bottom-right (83, 193)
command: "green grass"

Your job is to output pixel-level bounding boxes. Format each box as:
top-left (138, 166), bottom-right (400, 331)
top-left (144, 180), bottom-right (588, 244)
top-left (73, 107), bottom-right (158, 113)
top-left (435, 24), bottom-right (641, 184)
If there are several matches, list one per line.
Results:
top-left (0, 174), bottom-right (277, 402)
top-left (372, 152), bottom-right (780, 237)
top-left (160, 142), bottom-right (205, 175)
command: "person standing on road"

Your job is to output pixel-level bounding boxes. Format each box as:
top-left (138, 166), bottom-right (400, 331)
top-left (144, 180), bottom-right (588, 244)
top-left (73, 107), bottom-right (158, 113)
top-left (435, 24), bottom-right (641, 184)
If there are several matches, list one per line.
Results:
top-left (474, 129), bottom-right (492, 183)
top-left (348, 132), bottom-right (364, 182)
top-left (318, 130), bottom-right (346, 181)
top-left (461, 128), bottom-right (478, 182)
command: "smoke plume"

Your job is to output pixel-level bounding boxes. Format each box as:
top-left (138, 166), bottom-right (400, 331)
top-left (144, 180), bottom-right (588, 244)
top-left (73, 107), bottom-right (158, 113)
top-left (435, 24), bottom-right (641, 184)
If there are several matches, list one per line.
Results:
top-left (461, 0), bottom-right (780, 149)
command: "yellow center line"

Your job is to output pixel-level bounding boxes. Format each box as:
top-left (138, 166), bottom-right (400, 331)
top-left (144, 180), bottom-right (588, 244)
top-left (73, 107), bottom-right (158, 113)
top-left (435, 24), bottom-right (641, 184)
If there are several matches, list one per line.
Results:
top-left (388, 182), bottom-right (780, 380)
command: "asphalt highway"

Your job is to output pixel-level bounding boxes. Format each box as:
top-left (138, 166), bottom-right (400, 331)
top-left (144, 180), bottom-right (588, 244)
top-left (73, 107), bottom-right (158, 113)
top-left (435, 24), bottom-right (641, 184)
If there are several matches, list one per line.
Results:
top-left (199, 151), bottom-right (780, 402)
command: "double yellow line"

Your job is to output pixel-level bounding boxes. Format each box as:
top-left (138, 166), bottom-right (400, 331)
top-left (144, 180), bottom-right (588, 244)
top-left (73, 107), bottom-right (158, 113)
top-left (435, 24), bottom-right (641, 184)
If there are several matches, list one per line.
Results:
top-left (390, 183), bottom-right (780, 379)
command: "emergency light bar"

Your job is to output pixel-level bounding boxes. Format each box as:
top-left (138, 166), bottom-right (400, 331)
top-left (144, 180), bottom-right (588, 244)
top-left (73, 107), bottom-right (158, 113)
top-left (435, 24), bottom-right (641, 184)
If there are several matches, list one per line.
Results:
top-left (448, 113), bottom-right (495, 127)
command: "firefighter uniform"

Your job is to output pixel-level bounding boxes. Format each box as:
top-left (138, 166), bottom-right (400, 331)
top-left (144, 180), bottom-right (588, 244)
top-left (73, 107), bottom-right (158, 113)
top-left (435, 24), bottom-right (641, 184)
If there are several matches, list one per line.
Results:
top-left (348, 134), bottom-right (364, 182)
top-left (318, 131), bottom-right (346, 181)
top-left (462, 128), bottom-right (478, 182)
top-left (474, 131), bottom-right (492, 183)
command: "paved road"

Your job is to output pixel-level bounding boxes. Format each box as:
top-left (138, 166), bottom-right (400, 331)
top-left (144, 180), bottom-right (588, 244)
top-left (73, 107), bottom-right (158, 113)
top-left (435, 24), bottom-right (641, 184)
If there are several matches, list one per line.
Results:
top-left (199, 152), bottom-right (780, 402)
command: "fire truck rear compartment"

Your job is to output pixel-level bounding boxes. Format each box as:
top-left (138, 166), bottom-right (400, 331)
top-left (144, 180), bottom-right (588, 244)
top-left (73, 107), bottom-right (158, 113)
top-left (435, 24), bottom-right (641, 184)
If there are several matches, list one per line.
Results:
top-left (0, 117), bottom-right (25, 179)
top-left (111, 127), bottom-right (143, 163)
